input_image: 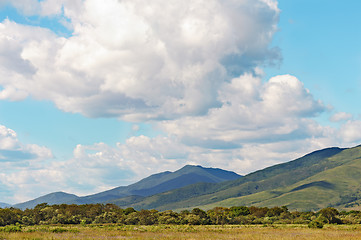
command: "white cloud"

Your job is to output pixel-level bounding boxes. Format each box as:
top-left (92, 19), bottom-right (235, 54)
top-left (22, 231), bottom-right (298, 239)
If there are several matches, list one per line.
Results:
top-left (0, 124), bottom-right (53, 203)
top-left (0, 0), bottom-right (40, 15)
top-left (39, 0), bottom-right (82, 17)
top-left (0, 0), bottom-right (82, 18)
top-left (339, 120), bottom-right (361, 143)
top-left (159, 74), bottom-right (326, 148)
top-left (68, 136), bottom-right (191, 186)
top-left (0, 0), bottom-right (280, 120)
top-left (0, 125), bottom-right (52, 159)
top-left (330, 112), bottom-right (353, 122)
top-left (0, 125), bottom-right (19, 150)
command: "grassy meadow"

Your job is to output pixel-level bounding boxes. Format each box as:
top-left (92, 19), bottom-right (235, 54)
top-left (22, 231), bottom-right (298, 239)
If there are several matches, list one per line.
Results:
top-left (2, 224), bottom-right (361, 240)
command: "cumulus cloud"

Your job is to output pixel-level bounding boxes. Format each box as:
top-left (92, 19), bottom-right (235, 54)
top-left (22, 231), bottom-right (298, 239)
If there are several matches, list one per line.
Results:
top-left (0, 125), bottom-right (52, 161)
top-left (0, 0), bottom-right (40, 15)
top-left (330, 112), bottom-right (353, 122)
top-left (159, 74), bottom-right (326, 148)
top-left (0, 124), bottom-right (53, 202)
top-left (0, 0), bottom-right (280, 120)
top-left (339, 120), bottom-right (361, 143)
top-left (0, 0), bottom-right (82, 18)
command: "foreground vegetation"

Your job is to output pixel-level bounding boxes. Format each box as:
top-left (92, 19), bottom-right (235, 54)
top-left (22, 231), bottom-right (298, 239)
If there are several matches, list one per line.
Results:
top-left (3, 224), bottom-right (361, 239)
top-left (2, 204), bottom-right (361, 239)
top-left (2, 203), bottom-right (361, 228)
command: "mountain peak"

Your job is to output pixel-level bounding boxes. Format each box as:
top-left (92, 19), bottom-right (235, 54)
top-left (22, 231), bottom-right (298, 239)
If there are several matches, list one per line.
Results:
top-left (14, 191), bottom-right (79, 210)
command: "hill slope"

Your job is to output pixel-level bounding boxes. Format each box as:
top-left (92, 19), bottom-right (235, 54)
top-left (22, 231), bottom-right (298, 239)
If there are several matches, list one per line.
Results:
top-left (203, 145), bottom-right (361, 211)
top-left (113, 146), bottom-right (352, 211)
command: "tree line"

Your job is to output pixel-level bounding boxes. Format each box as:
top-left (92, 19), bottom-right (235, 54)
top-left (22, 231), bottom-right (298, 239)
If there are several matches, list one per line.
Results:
top-left (1, 203), bottom-right (361, 228)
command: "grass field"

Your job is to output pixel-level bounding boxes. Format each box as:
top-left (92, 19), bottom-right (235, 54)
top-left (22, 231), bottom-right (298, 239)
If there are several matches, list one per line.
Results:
top-left (2, 224), bottom-right (361, 239)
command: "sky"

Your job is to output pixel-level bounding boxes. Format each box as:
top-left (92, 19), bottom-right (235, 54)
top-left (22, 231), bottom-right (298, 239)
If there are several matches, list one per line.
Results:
top-left (0, 0), bottom-right (360, 204)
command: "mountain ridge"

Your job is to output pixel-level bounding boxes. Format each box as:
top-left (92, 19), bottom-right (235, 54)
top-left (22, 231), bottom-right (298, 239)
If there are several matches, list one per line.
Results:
top-left (13, 165), bottom-right (241, 209)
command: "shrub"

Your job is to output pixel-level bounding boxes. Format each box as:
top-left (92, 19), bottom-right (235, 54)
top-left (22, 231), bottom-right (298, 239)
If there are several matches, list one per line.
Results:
top-left (308, 220), bottom-right (324, 228)
top-left (0, 224), bottom-right (22, 232)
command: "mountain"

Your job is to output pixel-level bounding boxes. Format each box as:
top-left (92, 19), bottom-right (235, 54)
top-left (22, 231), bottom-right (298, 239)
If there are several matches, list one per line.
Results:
top-left (0, 202), bottom-right (11, 208)
top-left (14, 165), bottom-right (241, 209)
top-left (204, 145), bottom-right (361, 211)
top-left (69, 165), bottom-right (241, 204)
top-left (112, 146), bottom-right (361, 211)
top-left (13, 192), bottom-right (79, 210)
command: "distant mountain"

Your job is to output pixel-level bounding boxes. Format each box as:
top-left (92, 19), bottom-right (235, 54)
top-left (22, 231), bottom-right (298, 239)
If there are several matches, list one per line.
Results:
top-left (13, 192), bottom-right (79, 210)
top-left (0, 202), bottom-right (11, 208)
top-left (70, 165), bottom-right (241, 204)
top-left (14, 165), bottom-right (241, 209)
top-left (113, 146), bottom-right (355, 211)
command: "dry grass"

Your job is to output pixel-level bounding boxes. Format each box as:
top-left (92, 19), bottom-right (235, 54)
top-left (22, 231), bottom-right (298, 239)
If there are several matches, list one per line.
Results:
top-left (1, 224), bottom-right (361, 240)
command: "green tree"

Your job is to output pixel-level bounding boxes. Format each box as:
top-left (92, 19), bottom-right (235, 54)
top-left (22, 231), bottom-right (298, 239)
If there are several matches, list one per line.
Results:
top-left (207, 207), bottom-right (229, 225)
top-left (318, 207), bottom-right (341, 224)
top-left (230, 206), bottom-right (250, 217)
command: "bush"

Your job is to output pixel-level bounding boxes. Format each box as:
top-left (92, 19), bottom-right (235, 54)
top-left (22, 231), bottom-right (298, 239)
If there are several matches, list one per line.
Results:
top-left (0, 224), bottom-right (22, 232)
top-left (308, 220), bottom-right (324, 228)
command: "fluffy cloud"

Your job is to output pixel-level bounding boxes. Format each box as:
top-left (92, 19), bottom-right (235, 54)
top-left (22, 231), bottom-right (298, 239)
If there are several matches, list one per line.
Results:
top-left (330, 112), bottom-right (353, 122)
top-left (0, 0), bottom-right (283, 204)
top-left (0, 0), bottom-right (40, 15)
top-left (0, 125), bottom-right (53, 202)
top-left (0, 0), bottom-right (280, 120)
top-left (0, 0), bottom-right (82, 17)
top-left (65, 137), bottom-right (191, 188)
top-left (339, 120), bottom-right (361, 143)
top-left (159, 74), bottom-right (326, 148)
top-left (0, 125), bottom-right (52, 161)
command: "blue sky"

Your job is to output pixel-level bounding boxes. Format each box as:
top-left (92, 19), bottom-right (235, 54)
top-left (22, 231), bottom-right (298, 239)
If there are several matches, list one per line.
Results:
top-left (0, 0), bottom-right (360, 204)
top-left (266, 0), bottom-right (361, 120)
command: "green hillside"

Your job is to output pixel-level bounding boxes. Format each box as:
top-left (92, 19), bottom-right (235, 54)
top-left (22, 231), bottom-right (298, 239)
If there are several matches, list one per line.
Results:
top-left (202, 145), bottom-right (361, 211)
top-left (115, 146), bottom-right (361, 211)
